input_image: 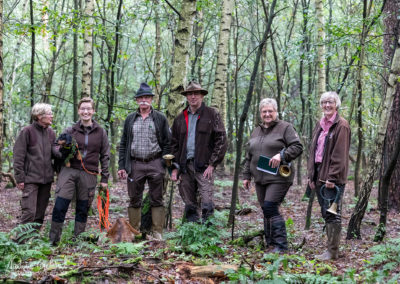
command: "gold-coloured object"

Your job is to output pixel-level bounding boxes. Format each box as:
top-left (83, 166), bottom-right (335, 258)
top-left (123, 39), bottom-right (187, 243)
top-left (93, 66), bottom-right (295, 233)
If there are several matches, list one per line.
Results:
top-left (278, 164), bottom-right (291, 177)
top-left (327, 202), bottom-right (338, 215)
top-left (163, 154), bottom-right (175, 167)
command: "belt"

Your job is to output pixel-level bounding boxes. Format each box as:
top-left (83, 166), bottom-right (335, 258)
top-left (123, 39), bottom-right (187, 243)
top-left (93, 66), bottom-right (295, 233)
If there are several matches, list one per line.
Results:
top-left (132, 153), bottom-right (162, 163)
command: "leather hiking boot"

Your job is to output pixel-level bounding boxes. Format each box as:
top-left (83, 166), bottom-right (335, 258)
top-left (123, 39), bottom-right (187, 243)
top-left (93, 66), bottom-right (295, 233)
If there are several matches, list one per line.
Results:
top-left (264, 217), bottom-right (272, 248)
top-left (151, 206), bottom-right (165, 241)
top-left (128, 207), bottom-right (141, 231)
top-left (316, 223), bottom-right (341, 260)
top-left (270, 215), bottom-right (288, 252)
top-left (74, 221), bottom-right (87, 238)
top-left (49, 221), bottom-right (64, 246)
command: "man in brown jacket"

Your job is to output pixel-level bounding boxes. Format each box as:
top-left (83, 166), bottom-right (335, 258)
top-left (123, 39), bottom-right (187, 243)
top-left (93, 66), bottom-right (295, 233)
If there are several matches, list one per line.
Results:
top-left (14, 103), bottom-right (56, 229)
top-left (171, 81), bottom-right (227, 223)
top-left (49, 97), bottom-right (110, 245)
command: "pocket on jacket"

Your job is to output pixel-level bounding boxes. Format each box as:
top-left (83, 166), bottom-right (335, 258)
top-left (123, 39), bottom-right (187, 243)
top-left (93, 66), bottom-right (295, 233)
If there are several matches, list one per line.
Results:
top-left (197, 120), bottom-right (212, 134)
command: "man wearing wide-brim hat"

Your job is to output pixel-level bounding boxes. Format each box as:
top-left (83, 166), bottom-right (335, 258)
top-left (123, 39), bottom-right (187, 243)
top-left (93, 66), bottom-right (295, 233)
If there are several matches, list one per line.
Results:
top-left (171, 81), bottom-right (227, 223)
top-left (118, 83), bottom-right (171, 240)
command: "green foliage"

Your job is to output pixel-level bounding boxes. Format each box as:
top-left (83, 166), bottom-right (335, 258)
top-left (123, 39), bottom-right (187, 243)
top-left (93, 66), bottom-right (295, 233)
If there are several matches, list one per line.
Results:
top-left (0, 224), bottom-right (52, 274)
top-left (166, 213), bottom-right (229, 257)
top-left (107, 242), bottom-right (146, 256)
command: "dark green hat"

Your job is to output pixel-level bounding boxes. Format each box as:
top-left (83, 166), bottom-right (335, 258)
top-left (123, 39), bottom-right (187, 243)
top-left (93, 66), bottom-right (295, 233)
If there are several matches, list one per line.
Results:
top-left (135, 82), bottom-right (154, 98)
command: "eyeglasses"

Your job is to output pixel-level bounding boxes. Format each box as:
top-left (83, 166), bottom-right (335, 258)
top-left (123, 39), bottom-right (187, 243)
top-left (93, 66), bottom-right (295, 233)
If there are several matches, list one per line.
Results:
top-left (321, 100), bottom-right (335, 105)
top-left (79, 107), bottom-right (93, 111)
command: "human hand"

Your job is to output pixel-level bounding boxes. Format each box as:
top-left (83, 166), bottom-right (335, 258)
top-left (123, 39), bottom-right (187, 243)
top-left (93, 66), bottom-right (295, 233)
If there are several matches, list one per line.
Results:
top-left (171, 169), bottom-right (179, 182)
top-left (269, 153), bottom-right (281, 168)
top-left (17, 183), bottom-right (24, 190)
top-left (118, 169), bottom-right (127, 179)
top-left (203, 165), bottom-right (214, 180)
top-left (325, 180), bottom-right (335, 189)
top-left (243, 180), bottom-right (251, 190)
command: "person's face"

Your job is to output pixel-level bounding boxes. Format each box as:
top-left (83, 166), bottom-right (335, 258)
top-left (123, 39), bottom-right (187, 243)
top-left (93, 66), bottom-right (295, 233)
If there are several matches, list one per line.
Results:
top-left (78, 102), bottom-right (95, 122)
top-left (320, 97), bottom-right (337, 118)
top-left (37, 111), bottom-right (53, 128)
top-left (186, 92), bottom-right (204, 110)
top-left (136, 95), bottom-right (153, 112)
top-left (260, 104), bottom-right (277, 125)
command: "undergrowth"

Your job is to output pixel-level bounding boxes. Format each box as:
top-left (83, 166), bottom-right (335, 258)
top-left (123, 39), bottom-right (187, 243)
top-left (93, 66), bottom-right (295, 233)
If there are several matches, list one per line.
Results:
top-left (165, 210), bottom-right (230, 257)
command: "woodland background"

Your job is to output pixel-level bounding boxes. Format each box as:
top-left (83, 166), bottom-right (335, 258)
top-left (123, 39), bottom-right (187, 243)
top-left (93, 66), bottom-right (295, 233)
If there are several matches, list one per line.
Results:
top-left (0, 0), bottom-right (400, 282)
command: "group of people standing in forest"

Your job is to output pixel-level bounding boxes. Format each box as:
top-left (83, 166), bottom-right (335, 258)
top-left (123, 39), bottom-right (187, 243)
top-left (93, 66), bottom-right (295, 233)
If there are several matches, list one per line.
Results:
top-left (13, 81), bottom-right (350, 260)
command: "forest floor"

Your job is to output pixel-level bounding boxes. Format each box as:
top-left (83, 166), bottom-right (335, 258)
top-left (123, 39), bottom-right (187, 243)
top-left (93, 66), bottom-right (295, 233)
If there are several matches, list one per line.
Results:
top-left (0, 172), bottom-right (399, 283)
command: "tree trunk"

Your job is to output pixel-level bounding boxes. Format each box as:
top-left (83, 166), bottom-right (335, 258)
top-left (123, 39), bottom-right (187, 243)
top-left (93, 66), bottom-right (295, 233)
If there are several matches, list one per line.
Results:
top-left (107, 0), bottom-right (123, 180)
top-left (353, 0), bottom-right (371, 196)
top-left (154, 0), bottom-right (162, 108)
top-left (210, 0), bottom-right (233, 122)
top-left (375, 0), bottom-right (400, 241)
top-left (190, 10), bottom-right (203, 83)
top-left (347, 37), bottom-right (400, 240)
top-left (166, 0), bottom-right (197, 125)
top-left (81, 0), bottom-right (94, 98)
top-left (315, 0), bottom-right (325, 96)
top-left (72, 0), bottom-right (80, 120)
top-left (270, 34), bottom-right (282, 117)
top-left (0, 0), bottom-right (3, 174)
top-left (380, 0), bottom-right (400, 212)
top-left (30, 0), bottom-right (35, 108)
top-left (228, 0), bottom-right (277, 230)
top-left (374, 118), bottom-right (400, 241)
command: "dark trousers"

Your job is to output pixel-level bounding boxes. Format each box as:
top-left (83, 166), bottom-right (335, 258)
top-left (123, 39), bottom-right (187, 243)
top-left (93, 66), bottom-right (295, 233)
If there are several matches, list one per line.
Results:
top-left (20, 183), bottom-right (52, 225)
top-left (315, 182), bottom-right (345, 224)
top-left (313, 163), bottom-right (345, 224)
top-left (127, 158), bottom-right (165, 208)
top-left (178, 160), bottom-right (215, 220)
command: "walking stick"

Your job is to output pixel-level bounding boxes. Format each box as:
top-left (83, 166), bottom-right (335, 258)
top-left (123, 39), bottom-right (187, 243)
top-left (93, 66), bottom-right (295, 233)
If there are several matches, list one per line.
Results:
top-left (163, 154), bottom-right (175, 229)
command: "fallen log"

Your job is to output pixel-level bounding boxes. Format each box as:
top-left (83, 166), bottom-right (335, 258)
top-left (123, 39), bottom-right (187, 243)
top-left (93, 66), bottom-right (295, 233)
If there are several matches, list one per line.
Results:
top-left (189, 264), bottom-right (238, 278)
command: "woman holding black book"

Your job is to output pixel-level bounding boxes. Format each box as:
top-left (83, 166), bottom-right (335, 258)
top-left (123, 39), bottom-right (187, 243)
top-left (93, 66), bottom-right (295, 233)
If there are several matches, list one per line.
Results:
top-left (242, 98), bottom-right (303, 252)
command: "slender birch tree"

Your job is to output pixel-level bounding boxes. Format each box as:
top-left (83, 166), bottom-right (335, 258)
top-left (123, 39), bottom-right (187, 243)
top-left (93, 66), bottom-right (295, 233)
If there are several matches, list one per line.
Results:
top-left (211, 0), bottom-right (234, 122)
top-left (81, 0), bottom-right (94, 98)
top-left (166, 0), bottom-right (197, 124)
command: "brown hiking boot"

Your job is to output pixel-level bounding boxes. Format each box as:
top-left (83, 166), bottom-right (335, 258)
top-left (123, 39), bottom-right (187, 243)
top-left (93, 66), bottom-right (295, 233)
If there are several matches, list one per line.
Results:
top-left (128, 207), bottom-right (141, 231)
top-left (151, 206), bottom-right (165, 240)
top-left (316, 223), bottom-right (341, 260)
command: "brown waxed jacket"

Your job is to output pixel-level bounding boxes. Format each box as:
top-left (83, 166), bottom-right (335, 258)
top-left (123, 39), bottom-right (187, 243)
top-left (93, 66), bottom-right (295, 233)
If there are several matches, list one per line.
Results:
top-left (307, 114), bottom-right (350, 185)
top-left (243, 120), bottom-right (303, 184)
top-left (171, 103), bottom-right (227, 173)
top-left (13, 121), bottom-right (57, 184)
top-left (63, 120), bottom-right (110, 183)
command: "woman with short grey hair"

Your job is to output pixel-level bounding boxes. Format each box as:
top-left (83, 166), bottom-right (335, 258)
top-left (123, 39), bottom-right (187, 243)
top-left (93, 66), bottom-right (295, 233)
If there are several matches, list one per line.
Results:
top-left (307, 91), bottom-right (350, 260)
top-left (13, 103), bottom-right (56, 233)
top-left (31, 103), bottom-right (53, 121)
top-left (259, 98), bottom-right (278, 113)
top-left (319, 91), bottom-right (341, 109)
top-left (243, 98), bottom-right (303, 253)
